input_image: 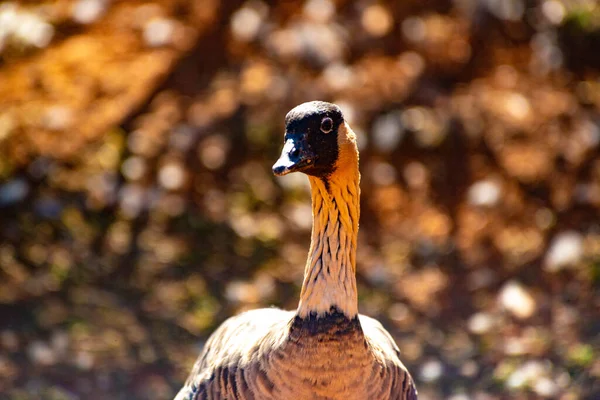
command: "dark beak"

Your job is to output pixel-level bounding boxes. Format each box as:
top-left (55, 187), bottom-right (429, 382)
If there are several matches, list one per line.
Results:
top-left (272, 134), bottom-right (313, 176)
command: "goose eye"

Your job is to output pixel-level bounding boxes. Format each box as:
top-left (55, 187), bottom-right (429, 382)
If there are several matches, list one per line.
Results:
top-left (320, 117), bottom-right (333, 134)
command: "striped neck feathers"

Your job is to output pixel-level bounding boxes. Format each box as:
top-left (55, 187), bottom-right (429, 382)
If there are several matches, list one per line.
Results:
top-left (297, 139), bottom-right (360, 319)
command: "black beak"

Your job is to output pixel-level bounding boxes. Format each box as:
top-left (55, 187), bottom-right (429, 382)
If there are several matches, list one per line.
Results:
top-left (272, 134), bottom-right (313, 176)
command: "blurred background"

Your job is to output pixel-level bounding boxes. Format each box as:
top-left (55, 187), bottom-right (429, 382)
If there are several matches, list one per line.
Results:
top-left (0, 0), bottom-right (599, 399)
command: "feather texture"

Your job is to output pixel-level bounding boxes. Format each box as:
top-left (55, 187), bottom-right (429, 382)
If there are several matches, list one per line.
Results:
top-left (175, 309), bottom-right (416, 400)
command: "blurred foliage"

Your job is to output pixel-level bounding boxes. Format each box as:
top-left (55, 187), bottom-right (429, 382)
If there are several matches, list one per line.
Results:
top-left (0, 0), bottom-right (599, 399)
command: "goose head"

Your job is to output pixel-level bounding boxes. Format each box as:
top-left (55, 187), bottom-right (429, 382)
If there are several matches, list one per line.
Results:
top-left (273, 101), bottom-right (358, 179)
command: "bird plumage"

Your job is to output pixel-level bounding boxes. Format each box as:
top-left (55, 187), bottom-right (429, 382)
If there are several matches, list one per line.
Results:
top-left (175, 101), bottom-right (417, 400)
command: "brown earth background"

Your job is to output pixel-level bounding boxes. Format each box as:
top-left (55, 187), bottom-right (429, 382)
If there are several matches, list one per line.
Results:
top-left (0, 0), bottom-right (599, 399)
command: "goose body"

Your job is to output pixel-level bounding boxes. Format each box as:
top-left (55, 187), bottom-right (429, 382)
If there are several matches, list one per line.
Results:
top-left (176, 102), bottom-right (417, 400)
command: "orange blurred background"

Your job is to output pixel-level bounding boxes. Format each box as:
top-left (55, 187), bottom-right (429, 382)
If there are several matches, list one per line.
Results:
top-left (0, 1), bottom-right (599, 399)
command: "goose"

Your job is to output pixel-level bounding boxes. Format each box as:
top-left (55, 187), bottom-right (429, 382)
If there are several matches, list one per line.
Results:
top-left (175, 101), bottom-right (417, 400)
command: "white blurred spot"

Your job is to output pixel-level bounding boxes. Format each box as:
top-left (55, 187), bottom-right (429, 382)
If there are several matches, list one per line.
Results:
top-left (323, 63), bottom-right (353, 91)
top-left (498, 280), bottom-right (536, 319)
top-left (401, 107), bottom-right (426, 131)
top-left (504, 93), bottom-right (531, 122)
top-left (388, 302), bottom-right (409, 324)
top-left (578, 119), bottom-right (600, 149)
top-left (468, 312), bottom-right (494, 334)
top-left (420, 359), bottom-right (443, 382)
top-left (231, 2), bottom-right (266, 42)
top-left (353, 126), bottom-right (368, 151)
top-left (372, 112), bottom-right (404, 152)
top-left (158, 162), bottom-right (186, 190)
top-left (144, 18), bottom-right (175, 47)
top-left (534, 376), bottom-right (558, 397)
top-left (75, 351), bottom-right (94, 370)
top-left (199, 135), bottom-right (230, 170)
top-left (467, 179), bottom-right (501, 207)
top-left (226, 281), bottom-right (258, 303)
top-left (119, 184), bottom-right (146, 218)
top-left (530, 32), bottom-right (563, 72)
top-left (541, 0), bottom-right (565, 25)
top-left (0, 4), bottom-right (18, 33)
top-left (42, 106), bottom-right (74, 131)
top-left (303, 0), bottom-right (335, 23)
top-left (73, 0), bottom-right (108, 24)
top-left (287, 203), bottom-right (313, 231)
top-left (229, 214), bottom-right (256, 238)
top-left (275, 172), bottom-right (310, 192)
top-left (121, 156), bottom-right (146, 181)
top-left (485, 0), bottom-right (525, 21)
top-left (507, 360), bottom-right (548, 389)
top-left (267, 21), bottom-right (346, 66)
top-left (335, 101), bottom-right (356, 124)
top-left (13, 12), bottom-right (54, 48)
top-left (51, 331), bottom-right (69, 357)
top-left (448, 395), bottom-right (470, 400)
top-left (254, 273), bottom-right (276, 300)
top-left (544, 231), bottom-right (583, 272)
top-left (28, 341), bottom-right (55, 366)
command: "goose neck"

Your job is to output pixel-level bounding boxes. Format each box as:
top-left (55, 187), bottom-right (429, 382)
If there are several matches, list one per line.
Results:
top-left (297, 171), bottom-right (360, 319)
